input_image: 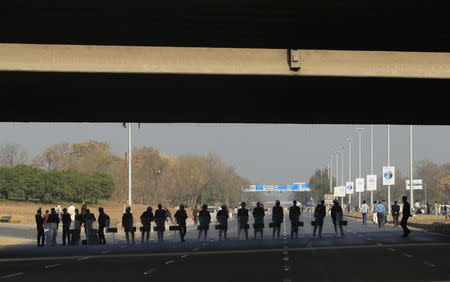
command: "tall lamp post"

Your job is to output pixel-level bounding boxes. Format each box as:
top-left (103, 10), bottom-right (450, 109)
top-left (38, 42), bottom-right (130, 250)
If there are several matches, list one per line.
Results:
top-left (370, 125), bottom-right (374, 206)
top-left (348, 138), bottom-right (352, 207)
top-left (128, 123), bottom-right (132, 207)
top-left (356, 128), bottom-right (364, 210)
top-left (409, 125), bottom-right (414, 215)
top-left (387, 124), bottom-right (391, 214)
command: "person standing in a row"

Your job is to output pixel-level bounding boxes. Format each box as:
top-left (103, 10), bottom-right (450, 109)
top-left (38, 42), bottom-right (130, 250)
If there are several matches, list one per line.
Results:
top-left (174, 204), bottom-right (188, 242)
top-left (391, 201), bottom-right (400, 227)
top-left (46, 208), bottom-right (60, 247)
top-left (331, 200), bottom-right (344, 237)
top-left (155, 204), bottom-right (166, 242)
top-left (122, 206), bottom-right (135, 244)
top-left (313, 200), bottom-right (326, 237)
top-left (216, 204), bottom-right (229, 240)
top-left (237, 202), bottom-right (249, 240)
top-left (272, 200), bottom-right (284, 239)
top-left (140, 207), bottom-right (154, 244)
top-left (198, 204), bottom-right (211, 241)
top-left (252, 202), bottom-right (265, 239)
top-left (61, 208), bottom-right (71, 246)
top-left (98, 207), bottom-right (110, 244)
top-left (35, 208), bottom-right (45, 247)
top-left (289, 200), bottom-right (301, 239)
top-left (400, 196), bottom-right (412, 238)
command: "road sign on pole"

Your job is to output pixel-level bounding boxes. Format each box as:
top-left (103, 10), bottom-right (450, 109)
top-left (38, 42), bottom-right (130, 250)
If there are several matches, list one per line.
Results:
top-left (367, 175), bottom-right (377, 191)
top-left (355, 178), bottom-right (365, 192)
top-left (406, 179), bottom-right (423, 190)
top-left (345, 182), bottom-right (354, 194)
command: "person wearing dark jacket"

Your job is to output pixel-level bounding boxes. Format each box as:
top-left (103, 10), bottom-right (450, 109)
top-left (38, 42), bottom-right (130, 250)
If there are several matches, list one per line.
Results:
top-left (154, 204), bottom-right (166, 242)
top-left (140, 207), bottom-right (154, 244)
top-left (237, 202), bottom-right (249, 240)
top-left (71, 208), bottom-right (83, 245)
top-left (35, 208), bottom-right (45, 247)
top-left (313, 200), bottom-right (326, 237)
top-left (400, 196), bottom-right (412, 238)
top-left (122, 206), bottom-right (135, 244)
top-left (272, 200), bottom-right (284, 239)
top-left (289, 200), bottom-right (301, 239)
top-left (98, 207), bottom-right (110, 244)
top-left (61, 208), bottom-right (72, 246)
top-left (198, 204), bottom-right (211, 241)
top-left (391, 201), bottom-right (400, 227)
top-left (331, 200), bottom-right (344, 237)
top-left (174, 204), bottom-right (188, 242)
top-left (46, 208), bottom-right (60, 247)
top-left (216, 204), bottom-right (229, 240)
top-left (252, 202), bottom-right (265, 239)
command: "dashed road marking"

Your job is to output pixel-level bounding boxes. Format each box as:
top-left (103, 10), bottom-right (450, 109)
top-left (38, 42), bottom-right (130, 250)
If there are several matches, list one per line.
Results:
top-left (376, 242), bottom-right (383, 246)
top-left (1, 273), bottom-right (24, 279)
top-left (164, 260), bottom-right (175, 265)
top-left (402, 253), bottom-right (412, 258)
top-left (283, 265), bottom-right (290, 271)
top-left (193, 248), bottom-right (199, 252)
top-left (144, 268), bottom-right (156, 275)
top-left (387, 248), bottom-right (396, 251)
top-left (424, 261), bottom-right (435, 267)
top-left (283, 256), bottom-right (289, 261)
top-left (77, 257), bottom-right (89, 261)
top-left (283, 251), bottom-right (288, 255)
top-left (180, 255), bottom-right (189, 258)
top-left (44, 264), bottom-right (61, 269)
top-left (101, 250), bottom-right (112, 254)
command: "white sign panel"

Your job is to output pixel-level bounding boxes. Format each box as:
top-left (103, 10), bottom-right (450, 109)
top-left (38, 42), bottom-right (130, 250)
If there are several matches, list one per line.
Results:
top-left (345, 182), bottom-right (354, 194)
top-left (406, 179), bottom-right (423, 190)
top-left (383, 166), bottom-right (395, 185)
top-left (367, 175), bottom-right (377, 191)
top-left (334, 186), bottom-right (346, 197)
top-left (355, 178), bottom-right (365, 192)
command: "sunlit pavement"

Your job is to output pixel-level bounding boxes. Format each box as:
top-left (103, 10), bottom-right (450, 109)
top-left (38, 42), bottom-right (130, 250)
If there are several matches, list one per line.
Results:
top-left (1, 213), bottom-right (449, 281)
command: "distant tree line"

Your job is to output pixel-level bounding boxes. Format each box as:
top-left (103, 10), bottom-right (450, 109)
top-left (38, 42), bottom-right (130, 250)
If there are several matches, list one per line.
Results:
top-left (0, 141), bottom-right (250, 207)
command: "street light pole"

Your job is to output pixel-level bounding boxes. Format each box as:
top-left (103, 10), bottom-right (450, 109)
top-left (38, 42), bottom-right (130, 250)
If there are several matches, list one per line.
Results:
top-left (409, 125), bottom-right (414, 215)
top-left (328, 160), bottom-right (332, 193)
top-left (387, 124), bottom-right (391, 214)
top-left (356, 128), bottom-right (364, 210)
top-left (370, 125), bottom-right (374, 206)
top-left (340, 146), bottom-right (344, 186)
top-left (348, 138), bottom-right (352, 208)
top-left (128, 122), bottom-right (132, 207)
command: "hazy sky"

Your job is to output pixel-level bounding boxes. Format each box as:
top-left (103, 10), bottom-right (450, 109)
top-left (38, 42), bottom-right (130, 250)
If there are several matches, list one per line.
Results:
top-left (1, 123), bottom-right (449, 184)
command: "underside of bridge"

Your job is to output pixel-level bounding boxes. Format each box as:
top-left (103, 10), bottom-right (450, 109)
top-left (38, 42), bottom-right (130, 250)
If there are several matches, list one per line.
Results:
top-left (1, 0), bottom-right (449, 124)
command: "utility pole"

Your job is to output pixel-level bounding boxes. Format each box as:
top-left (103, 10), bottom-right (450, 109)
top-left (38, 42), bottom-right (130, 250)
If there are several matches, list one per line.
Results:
top-left (348, 138), bottom-right (352, 208)
top-left (340, 146), bottom-right (344, 206)
top-left (128, 122), bottom-right (132, 207)
top-left (328, 160), bottom-right (332, 193)
top-left (387, 124), bottom-right (391, 214)
top-left (370, 125), bottom-right (374, 206)
top-left (409, 125), bottom-right (414, 215)
top-left (356, 128), bottom-right (364, 210)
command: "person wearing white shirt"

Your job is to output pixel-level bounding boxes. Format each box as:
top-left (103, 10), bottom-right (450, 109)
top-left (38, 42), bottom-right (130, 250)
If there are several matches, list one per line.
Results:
top-left (67, 203), bottom-right (76, 222)
top-left (361, 201), bottom-right (369, 226)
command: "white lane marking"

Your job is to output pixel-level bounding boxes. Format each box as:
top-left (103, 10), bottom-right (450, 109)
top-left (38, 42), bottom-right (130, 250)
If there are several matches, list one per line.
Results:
top-left (283, 265), bottom-right (290, 271)
top-left (144, 268), bottom-right (156, 275)
top-left (376, 242), bottom-right (383, 246)
top-left (424, 261), bottom-right (435, 267)
top-left (283, 251), bottom-right (288, 255)
top-left (164, 260), bottom-right (175, 265)
top-left (1, 273), bottom-right (24, 279)
top-left (387, 248), bottom-right (396, 251)
top-left (283, 256), bottom-right (289, 261)
top-left (402, 253), bottom-right (412, 258)
top-left (101, 250), bottom-right (112, 254)
top-left (77, 257), bottom-right (89, 261)
top-left (193, 248), bottom-right (199, 252)
top-left (180, 255), bottom-right (189, 258)
top-left (44, 264), bottom-right (61, 269)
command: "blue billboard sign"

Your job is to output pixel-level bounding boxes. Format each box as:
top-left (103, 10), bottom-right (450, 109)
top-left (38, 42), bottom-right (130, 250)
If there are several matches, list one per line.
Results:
top-left (242, 184), bottom-right (311, 192)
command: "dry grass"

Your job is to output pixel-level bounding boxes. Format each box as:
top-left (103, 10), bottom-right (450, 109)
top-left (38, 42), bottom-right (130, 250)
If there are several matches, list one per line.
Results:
top-left (0, 201), bottom-right (194, 226)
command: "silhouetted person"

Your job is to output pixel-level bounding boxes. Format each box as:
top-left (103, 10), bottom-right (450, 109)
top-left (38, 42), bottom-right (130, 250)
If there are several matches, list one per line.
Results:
top-left (252, 202), bottom-right (265, 239)
top-left (61, 208), bottom-right (71, 246)
top-left (331, 200), bottom-right (344, 237)
top-left (289, 200), bottom-right (301, 239)
top-left (174, 204), bottom-right (188, 242)
top-left (46, 208), bottom-right (59, 247)
top-left (313, 200), bottom-right (326, 237)
top-left (154, 204), bottom-right (166, 242)
top-left (164, 207), bottom-right (173, 224)
top-left (84, 209), bottom-right (96, 235)
top-left (391, 201), bottom-right (400, 227)
top-left (198, 204), bottom-right (211, 240)
top-left (98, 207), bottom-right (110, 244)
top-left (140, 207), bottom-right (154, 243)
top-left (237, 202), bottom-right (249, 240)
top-left (35, 208), bottom-right (45, 247)
top-left (216, 204), bottom-right (229, 240)
top-left (71, 208), bottom-right (83, 245)
top-left (272, 200), bottom-right (284, 239)
top-left (400, 196), bottom-right (412, 238)
top-left (122, 206), bottom-right (135, 244)
top-left (426, 202), bottom-right (431, 215)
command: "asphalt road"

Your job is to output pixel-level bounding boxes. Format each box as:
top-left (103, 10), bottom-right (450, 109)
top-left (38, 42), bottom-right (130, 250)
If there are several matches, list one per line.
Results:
top-left (1, 212), bottom-right (449, 281)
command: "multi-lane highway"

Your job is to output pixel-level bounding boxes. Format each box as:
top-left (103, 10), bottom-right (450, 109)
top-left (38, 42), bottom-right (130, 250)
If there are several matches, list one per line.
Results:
top-left (1, 212), bottom-right (449, 281)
